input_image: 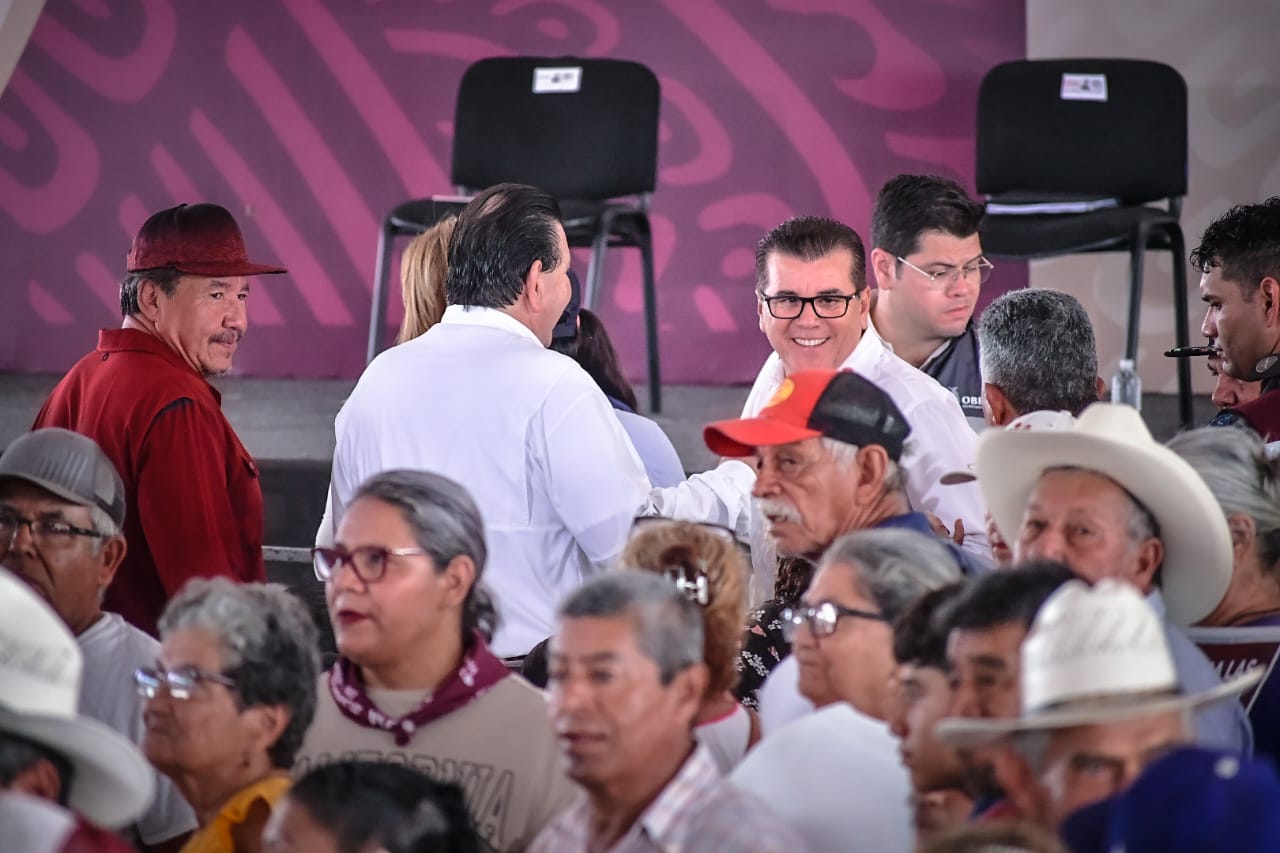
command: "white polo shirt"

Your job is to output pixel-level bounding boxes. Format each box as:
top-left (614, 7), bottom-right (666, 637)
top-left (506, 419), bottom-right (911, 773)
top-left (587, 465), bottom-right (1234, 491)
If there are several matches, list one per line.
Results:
top-left (332, 306), bottom-right (652, 656)
top-left (742, 322), bottom-right (989, 565)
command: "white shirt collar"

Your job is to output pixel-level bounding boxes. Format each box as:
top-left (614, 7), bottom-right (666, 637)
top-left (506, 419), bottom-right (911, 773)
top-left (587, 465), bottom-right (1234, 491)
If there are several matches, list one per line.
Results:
top-left (440, 304), bottom-right (543, 346)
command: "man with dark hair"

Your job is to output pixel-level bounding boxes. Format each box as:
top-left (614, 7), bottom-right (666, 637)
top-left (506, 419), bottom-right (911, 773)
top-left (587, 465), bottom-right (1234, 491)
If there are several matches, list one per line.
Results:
top-left (533, 572), bottom-right (799, 852)
top-left (938, 561), bottom-right (1076, 821)
top-left (1194, 197), bottom-right (1280, 439)
top-left (868, 174), bottom-right (989, 426)
top-left (331, 184), bottom-right (651, 660)
top-left (744, 215), bottom-right (987, 561)
top-left (977, 288), bottom-right (1102, 425)
top-left (889, 583), bottom-right (972, 839)
top-left (33, 202), bottom-right (283, 636)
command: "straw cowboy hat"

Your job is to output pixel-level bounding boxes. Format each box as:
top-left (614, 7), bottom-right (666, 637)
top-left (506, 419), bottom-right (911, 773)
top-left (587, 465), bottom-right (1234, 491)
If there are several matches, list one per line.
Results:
top-left (0, 570), bottom-right (154, 828)
top-left (936, 579), bottom-right (1260, 747)
top-left (975, 402), bottom-right (1232, 625)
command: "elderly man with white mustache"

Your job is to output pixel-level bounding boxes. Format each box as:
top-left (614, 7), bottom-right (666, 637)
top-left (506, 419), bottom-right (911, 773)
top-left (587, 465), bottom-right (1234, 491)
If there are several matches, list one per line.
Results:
top-left (704, 369), bottom-right (985, 721)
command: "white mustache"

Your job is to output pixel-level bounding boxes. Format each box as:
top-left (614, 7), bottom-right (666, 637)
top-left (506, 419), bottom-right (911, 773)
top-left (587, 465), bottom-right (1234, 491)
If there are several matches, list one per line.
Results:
top-left (758, 498), bottom-right (802, 525)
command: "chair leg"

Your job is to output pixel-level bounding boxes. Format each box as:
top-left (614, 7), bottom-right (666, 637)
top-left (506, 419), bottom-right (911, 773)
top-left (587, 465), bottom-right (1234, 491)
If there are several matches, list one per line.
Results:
top-left (636, 215), bottom-right (661, 414)
top-left (368, 217), bottom-right (397, 364)
top-left (1125, 222), bottom-right (1152, 365)
top-left (1168, 226), bottom-right (1194, 429)
top-left (585, 217), bottom-right (611, 311)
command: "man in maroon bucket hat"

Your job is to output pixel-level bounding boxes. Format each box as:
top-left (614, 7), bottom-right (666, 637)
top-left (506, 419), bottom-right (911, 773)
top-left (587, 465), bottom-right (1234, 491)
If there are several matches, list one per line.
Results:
top-left (32, 203), bottom-right (286, 635)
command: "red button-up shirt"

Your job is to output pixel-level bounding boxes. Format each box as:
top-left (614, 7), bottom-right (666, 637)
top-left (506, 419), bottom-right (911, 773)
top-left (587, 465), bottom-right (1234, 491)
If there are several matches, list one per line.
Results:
top-left (33, 329), bottom-right (265, 635)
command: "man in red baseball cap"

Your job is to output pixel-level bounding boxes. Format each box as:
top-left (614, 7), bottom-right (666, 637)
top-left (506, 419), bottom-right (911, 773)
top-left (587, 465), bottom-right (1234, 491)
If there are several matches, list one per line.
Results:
top-left (32, 203), bottom-right (286, 635)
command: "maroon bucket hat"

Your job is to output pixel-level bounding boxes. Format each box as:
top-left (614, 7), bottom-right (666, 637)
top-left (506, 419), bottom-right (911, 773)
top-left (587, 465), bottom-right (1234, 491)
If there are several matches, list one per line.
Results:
top-left (126, 203), bottom-right (287, 277)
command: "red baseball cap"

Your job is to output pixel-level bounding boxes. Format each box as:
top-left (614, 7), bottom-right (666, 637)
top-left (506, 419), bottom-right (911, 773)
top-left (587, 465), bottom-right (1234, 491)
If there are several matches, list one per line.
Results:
top-left (705, 369), bottom-right (911, 460)
top-left (126, 203), bottom-right (286, 277)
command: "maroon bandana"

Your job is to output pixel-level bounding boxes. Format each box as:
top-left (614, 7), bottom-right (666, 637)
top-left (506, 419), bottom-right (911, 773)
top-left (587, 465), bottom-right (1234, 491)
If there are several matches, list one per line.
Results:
top-left (328, 632), bottom-right (509, 746)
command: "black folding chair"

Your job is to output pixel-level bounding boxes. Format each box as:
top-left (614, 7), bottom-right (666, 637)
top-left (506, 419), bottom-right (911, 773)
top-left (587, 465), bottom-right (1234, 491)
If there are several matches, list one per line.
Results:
top-left (367, 56), bottom-right (663, 411)
top-left (976, 58), bottom-right (1193, 428)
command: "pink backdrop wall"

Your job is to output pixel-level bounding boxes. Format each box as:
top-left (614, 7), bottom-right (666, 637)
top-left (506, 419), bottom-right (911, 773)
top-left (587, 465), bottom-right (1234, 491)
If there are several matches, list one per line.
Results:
top-left (0, 0), bottom-right (1026, 383)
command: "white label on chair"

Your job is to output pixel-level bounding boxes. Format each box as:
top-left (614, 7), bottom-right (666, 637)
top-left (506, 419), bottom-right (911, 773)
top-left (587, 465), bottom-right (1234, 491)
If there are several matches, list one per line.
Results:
top-left (1060, 73), bottom-right (1108, 102)
top-left (533, 66), bottom-right (583, 94)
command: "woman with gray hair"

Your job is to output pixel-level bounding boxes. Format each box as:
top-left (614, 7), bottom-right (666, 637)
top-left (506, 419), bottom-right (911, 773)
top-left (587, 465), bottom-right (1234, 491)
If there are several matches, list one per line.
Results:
top-left (1167, 426), bottom-right (1280, 628)
top-left (138, 577), bottom-right (320, 852)
top-left (296, 470), bottom-right (576, 852)
top-left (1168, 426), bottom-right (1280, 766)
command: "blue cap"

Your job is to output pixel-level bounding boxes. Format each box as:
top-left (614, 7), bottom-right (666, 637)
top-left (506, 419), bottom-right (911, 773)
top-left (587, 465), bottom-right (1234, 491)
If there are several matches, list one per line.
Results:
top-left (1060, 746), bottom-right (1280, 853)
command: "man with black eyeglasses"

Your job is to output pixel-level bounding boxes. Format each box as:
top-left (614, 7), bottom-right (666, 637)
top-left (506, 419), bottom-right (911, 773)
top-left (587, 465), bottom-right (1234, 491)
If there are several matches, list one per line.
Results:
top-left (743, 215), bottom-right (988, 568)
top-left (868, 174), bottom-right (991, 429)
top-left (0, 428), bottom-right (195, 852)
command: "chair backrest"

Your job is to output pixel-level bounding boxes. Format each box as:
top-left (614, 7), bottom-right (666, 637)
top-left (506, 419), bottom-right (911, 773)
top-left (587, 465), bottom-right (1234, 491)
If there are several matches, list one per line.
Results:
top-left (976, 59), bottom-right (1187, 204)
top-left (450, 56), bottom-right (660, 201)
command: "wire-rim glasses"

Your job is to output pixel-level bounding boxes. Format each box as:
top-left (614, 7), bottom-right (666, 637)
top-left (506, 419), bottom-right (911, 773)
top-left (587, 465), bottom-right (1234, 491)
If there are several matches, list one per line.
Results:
top-left (311, 544), bottom-right (431, 583)
top-left (780, 600), bottom-right (886, 640)
top-left (134, 665), bottom-right (236, 701)
top-left (896, 255), bottom-right (994, 288)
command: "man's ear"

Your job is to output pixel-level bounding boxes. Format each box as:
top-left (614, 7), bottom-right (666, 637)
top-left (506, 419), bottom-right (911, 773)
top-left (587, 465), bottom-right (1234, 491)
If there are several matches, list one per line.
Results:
top-left (97, 535), bottom-right (127, 592)
top-left (982, 383), bottom-right (1015, 427)
top-left (136, 277), bottom-right (165, 323)
top-left (523, 260), bottom-right (546, 312)
top-left (671, 661), bottom-right (709, 720)
top-left (853, 444), bottom-right (891, 502)
top-left (1095, 375), bottom-right (1107, 401)
top-left (9, 757), bottom-right (63, 803)
top-left (1131, 536), bottom-right (1165, 595)
top-left (1260, 276), bottom-right (1280, 327)
top-left (869, 248), bottom-right (897, 290)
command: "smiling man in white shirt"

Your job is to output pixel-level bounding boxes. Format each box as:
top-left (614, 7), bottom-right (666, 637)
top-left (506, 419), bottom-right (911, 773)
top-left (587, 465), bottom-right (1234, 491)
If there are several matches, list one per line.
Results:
top-left (330, 183), bottom-right (652, 659)
top-left (743, 216), bottom-right (988, 563)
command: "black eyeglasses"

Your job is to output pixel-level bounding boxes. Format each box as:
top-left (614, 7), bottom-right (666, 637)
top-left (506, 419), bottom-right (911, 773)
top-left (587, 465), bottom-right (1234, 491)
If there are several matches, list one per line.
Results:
top-left (134, 665), bottom-right (236, 701)
top-left (311, 544), bottom-right (431, 583)
top-left (780, 600), bottom-right (886, 640)
top-left (760, 292), bottom-right (858, 320)
top-left (0, 510), bottom-right (105, 551)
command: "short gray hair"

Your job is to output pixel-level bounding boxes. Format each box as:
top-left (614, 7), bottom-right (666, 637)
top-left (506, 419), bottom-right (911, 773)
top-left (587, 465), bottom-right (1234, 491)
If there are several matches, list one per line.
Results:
top-left (88, 504), bottom-right (120, 557)
top-left (978, 289), bottom-right (1098, 416)
top-left (159, 578), bottom-right (320, 769)
top-left (352, 470), bottom-right (496, 642)
top-left (820, 437), bottom-right (908, 494)
top-left (558, 571), bottom-right (703, 684)
top-left (119, 267), bottom-right (182, 318)
top-left (821, 528), bottom-right (961, 622)
top-left (1168, 427), bottom-right (1280, 574)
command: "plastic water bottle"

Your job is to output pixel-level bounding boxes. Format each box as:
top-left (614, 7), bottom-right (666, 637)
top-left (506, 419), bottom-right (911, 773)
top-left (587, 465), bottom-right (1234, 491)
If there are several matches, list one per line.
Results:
top-left (1111, 358), bottom-right (1142, 411)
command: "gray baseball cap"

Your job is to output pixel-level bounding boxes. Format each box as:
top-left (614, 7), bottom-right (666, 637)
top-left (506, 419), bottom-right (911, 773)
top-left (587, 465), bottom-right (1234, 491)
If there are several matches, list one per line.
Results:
top-left (0, 429), bottom-right (126, 528)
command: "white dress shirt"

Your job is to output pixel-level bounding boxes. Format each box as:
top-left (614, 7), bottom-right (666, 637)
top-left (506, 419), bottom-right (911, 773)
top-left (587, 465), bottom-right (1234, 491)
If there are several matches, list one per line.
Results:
top-left (332, 306), bottom-right (652, 656)
top-left (742, 322), bottom-right (989, 564)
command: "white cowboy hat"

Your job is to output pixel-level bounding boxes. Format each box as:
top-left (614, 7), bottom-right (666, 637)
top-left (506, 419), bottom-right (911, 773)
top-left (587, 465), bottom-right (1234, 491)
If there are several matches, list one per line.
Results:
top-left (940, 410), bottom-right (1077, 485)
top-left (0, 569), bottom-right (154, 829)
top-left (936, 579), bottom-right (1261, 748)
top-left (975, 402), bottom-right (1231, 625)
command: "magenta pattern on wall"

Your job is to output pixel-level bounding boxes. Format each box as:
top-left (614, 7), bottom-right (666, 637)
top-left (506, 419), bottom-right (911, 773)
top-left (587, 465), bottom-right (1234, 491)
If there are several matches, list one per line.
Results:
top-left (0, 0), bottom-right (1025, 383)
